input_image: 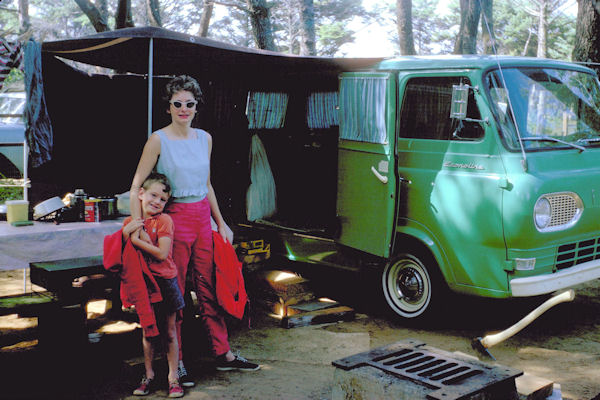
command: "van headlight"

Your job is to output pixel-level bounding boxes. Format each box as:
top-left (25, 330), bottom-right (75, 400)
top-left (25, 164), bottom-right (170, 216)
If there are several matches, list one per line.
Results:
top-left (533, 192), bottom-right (583, 232)
top-left (534, 197), bottom-right (551, 229)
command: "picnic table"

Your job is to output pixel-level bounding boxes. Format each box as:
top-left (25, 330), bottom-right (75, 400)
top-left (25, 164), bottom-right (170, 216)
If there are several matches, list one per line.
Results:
top-left (0, 218), bottom-right (124, 271)
top-left (0, 218), bottom-right (123, 292)
top-left (0, 219), bottom-right (125, 348)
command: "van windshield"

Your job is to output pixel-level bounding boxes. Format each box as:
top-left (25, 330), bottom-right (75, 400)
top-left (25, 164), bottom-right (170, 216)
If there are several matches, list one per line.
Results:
top-left (486, 67), bottom-right (600, 151)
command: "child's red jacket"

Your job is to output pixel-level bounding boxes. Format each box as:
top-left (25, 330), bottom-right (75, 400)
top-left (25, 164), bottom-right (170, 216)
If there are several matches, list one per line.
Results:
top-left (213, 231), bottom-right (247, 320)
top-left (103, 230), bottom-right (162, 337)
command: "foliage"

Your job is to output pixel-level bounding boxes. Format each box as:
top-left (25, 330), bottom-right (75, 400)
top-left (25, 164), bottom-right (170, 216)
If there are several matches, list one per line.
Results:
top-left (493, 0), bottom-right (575, 59)
top-left (209, 6), bottom-right (254, 48)
top-left (4, 69), bottom-right (24, 86)
top-left (0, 178), bottom-right (24, 204)
top-left (413, 0), bottom-right (455, 54)
top-left (200, 0), bottom-right (366, 56)
top-left (318, 21), bottom-right (353, 56)
top-left (0, 0), bottom-right (20, 40)
top-left (0, 0), bottom-right (583, 60)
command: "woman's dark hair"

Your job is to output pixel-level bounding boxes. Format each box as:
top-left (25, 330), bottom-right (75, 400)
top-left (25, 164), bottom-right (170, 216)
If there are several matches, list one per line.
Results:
top-left (164, 75), bottom-right (204, 104)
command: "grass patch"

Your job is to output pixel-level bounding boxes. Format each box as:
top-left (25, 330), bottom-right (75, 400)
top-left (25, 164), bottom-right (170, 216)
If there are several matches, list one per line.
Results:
top-left (0, 179), bottom-right (24, 204)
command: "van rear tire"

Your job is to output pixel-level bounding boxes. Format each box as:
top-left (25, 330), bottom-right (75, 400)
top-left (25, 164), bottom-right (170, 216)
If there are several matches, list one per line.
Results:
top-left (381, 253), bottom-right (442, 321)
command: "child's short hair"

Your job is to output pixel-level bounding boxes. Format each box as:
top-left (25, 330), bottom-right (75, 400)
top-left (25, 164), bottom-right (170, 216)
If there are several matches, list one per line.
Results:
top-left (142, 172), bottom-right (172, 197)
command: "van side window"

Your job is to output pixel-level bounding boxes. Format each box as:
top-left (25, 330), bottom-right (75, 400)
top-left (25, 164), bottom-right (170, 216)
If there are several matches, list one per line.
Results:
top-left (339, 76), bottom-right (388, 144)
top-left (399, 77), bottom-right (483, 140)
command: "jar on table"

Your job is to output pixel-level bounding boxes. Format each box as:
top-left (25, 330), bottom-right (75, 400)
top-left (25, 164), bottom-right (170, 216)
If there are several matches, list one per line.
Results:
top-left (73, 189), bottom-right (87, 221)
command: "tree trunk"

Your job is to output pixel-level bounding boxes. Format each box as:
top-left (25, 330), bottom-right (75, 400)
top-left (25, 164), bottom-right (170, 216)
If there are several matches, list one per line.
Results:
top-left (299, 0), bottom-right (316, 56)
top-left (573, 0), bottom-right (600, 75)
top-left (146, 0), bottom-right (162, 27)
top-left (536, 0), bottom-right (548, 58)
top-left (454, 0), bottom-right (481, 54)
top-left (396, 0), bottom-right (416, 55)
top-left (480, 0), bottom-right (494, 54)
top-left (18, 0), bottom-right (31, 37)
top-left (522, 28), bottom-right (532, 56)
top-left (97, 0), bottom-right (108, 22)
top-left (74, 0), bottom-right (110, 32)
top-left (198, 0), bottom-right (214, 37)
top-left (247, 0), bottom-right (276, 51)
top-left (116, 0), bottom-right (134, 29)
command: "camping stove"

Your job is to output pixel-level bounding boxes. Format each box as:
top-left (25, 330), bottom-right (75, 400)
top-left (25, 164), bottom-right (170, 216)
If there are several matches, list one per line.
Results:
top-left (332, 339), bottom-right (522, 400)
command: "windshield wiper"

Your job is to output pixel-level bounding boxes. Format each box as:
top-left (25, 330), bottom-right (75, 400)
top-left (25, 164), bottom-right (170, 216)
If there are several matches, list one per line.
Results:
top-left (576, 137), bottom-right (600, 145)
top-left (521, 135), bottom-right (586, 152)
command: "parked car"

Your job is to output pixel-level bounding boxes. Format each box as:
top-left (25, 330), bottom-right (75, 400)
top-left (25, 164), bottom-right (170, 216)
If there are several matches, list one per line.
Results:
top-left (0, 90), bottom-right (26, 178)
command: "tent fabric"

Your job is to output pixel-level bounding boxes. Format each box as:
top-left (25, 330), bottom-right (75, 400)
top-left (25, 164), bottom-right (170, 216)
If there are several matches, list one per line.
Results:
top-left (41, 27), bottom-right (382, 77)
top-left (24, 39), bottom-right (54, 168)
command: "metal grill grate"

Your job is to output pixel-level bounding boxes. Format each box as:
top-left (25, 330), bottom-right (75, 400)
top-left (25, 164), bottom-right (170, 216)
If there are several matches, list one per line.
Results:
top-left (333, 339), bottom-right (522, 400)
top-left (547, 194), bottom-right (579, 227)
top-left (556, 236), bottom-right (600, 270)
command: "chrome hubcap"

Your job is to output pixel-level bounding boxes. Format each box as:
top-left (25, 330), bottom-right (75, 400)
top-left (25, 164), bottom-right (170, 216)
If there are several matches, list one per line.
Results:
top-left (397, 267), bottom-right (424, 303)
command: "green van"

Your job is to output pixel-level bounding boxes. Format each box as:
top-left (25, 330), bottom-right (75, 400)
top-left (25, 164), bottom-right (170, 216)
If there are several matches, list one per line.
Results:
top-left (247, 55), bottom-right (600, 320)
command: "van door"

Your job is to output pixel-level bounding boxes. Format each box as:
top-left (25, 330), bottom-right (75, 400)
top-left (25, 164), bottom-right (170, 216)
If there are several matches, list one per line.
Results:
top-left (336, 72), bottom-right (397, 258)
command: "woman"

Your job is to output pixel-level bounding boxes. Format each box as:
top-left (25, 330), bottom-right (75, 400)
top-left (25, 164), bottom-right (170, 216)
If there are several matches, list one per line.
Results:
top-left (129, 75), bottom-right (259, 388)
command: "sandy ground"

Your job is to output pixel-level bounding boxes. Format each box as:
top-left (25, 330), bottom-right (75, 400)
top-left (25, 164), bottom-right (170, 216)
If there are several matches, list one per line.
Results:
top-left (0, 267), bottom-right (599, 400)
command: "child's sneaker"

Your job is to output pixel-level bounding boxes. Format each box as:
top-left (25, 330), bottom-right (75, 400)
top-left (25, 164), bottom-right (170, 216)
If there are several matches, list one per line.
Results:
top-left (168, 380), bottom-right (184, 398)
top-left (133, 376), bottom-right (154, 396)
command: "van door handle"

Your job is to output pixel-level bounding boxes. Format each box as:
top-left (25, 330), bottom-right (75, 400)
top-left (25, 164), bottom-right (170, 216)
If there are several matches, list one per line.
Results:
top-left (371, 166), bottom-right (388, 184)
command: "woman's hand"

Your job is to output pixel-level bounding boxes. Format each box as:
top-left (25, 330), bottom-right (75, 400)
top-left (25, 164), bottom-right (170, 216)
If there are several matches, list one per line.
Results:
top-left (217, 224), bottom-right (228, 243)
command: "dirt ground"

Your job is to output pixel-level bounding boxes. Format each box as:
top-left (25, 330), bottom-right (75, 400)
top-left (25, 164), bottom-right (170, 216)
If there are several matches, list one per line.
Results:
top-left (1, 267), bottom-right (599, 400)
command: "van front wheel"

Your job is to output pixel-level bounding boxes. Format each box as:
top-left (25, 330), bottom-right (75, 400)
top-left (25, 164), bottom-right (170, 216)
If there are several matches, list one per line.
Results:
top-left (382, 253), bottom-right (435, 319)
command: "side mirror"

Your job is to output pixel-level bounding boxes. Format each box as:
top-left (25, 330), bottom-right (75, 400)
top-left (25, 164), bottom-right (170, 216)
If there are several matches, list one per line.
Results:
top-left (450, 83), bottom-right (488, 125)
top-left (450, 84), bottom-right (469, 120)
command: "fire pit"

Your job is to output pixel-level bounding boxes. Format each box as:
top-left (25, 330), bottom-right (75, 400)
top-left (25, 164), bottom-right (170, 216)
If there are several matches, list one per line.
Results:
top-left (332, 339), bottom-right (522, 400)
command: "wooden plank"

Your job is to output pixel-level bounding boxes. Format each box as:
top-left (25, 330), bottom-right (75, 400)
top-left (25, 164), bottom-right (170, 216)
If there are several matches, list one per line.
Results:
top-left (29, 256), bottom-right (105, 295)
top-left (281, 305), bottom-right (355, 329)
top-left (288, 300), bottom-right (340, 313)
top-left (0, 293), bottom-right (56, 317)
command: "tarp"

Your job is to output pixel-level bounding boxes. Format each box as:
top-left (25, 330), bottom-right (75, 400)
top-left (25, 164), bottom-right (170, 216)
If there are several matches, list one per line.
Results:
top-left (41, 26), bottom-right (382, 77)
top-left (33, 27), bottom-right (383, 216)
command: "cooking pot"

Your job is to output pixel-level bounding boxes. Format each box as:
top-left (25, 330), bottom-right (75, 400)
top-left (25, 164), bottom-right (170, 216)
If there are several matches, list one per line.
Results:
top-left (33, 196), bottom-right (65, 219)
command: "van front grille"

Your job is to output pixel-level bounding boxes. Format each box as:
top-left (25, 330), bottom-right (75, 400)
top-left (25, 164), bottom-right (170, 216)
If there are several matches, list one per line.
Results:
top-left (556, 237), bottom-right (600, 270)
top-left (547, 194), bottom-right (579, 228)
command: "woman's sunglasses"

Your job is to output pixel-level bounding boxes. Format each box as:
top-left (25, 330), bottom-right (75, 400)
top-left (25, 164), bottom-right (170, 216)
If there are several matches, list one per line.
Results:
top-left (170, 100), bottom-right (198, 109)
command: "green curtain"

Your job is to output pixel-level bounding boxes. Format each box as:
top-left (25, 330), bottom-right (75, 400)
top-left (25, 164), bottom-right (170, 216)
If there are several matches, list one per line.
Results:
top-left (339, 77), bottom-right (387, 143)
top-left (307, 92), bottom-right (339, 129)
top-left (246, 92), bottom-right (289, 129)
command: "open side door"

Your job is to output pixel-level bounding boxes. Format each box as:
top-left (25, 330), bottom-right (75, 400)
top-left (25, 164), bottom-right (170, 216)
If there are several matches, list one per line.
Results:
top-left (336, 72), bottom-right (397, 258)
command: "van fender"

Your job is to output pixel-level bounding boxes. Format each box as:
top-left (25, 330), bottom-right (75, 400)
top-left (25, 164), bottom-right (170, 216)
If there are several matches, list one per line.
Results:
top-left (392, 223), bottom-right (456, 289)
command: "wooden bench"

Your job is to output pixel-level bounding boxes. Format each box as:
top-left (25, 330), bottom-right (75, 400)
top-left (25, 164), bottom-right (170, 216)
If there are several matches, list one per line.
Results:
top-left (0, 292), bottom-right (56, 318)
top-left (0, 257), bottom-right (121, 350)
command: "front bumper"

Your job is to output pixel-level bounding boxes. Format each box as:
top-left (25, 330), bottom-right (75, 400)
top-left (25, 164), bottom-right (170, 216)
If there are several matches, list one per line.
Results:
top-left (510, 258), bottom-right (600, 296)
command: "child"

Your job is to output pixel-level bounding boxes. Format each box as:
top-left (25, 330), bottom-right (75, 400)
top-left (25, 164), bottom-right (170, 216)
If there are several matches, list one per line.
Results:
top-left (122, 173), bottom-right (185, 398)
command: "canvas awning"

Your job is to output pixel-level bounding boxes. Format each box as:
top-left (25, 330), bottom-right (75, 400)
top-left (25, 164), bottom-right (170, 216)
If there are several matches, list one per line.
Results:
top-left (42, 26), bottom-right (383, 77)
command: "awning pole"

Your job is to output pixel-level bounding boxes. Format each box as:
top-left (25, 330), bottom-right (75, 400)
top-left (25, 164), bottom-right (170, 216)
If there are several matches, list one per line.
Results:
top-left (147, 38), bottom-right (153, 137)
